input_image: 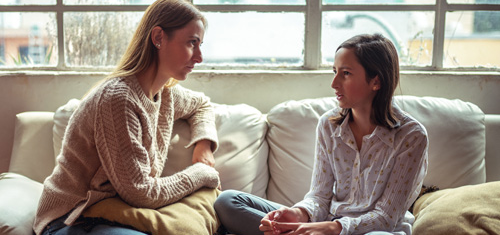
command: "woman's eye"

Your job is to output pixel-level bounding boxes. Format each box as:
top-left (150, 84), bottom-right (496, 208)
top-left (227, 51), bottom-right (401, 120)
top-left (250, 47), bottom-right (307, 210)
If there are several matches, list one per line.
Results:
top-left (343, 71), bottom-right (350, 76)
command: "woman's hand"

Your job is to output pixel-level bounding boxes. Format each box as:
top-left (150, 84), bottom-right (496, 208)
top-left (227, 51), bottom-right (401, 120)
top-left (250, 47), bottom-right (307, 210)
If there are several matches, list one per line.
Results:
top-left (260, 207), bottom-right (309, 234)
top-left (270, 221), bottom-right (342, 235)
top-left (192, 139), bottom-right (215, 167)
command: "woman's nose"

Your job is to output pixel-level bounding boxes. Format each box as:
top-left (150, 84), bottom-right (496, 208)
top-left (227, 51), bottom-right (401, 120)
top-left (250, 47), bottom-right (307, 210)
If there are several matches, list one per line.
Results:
top-left (193, 47), bottom-right (203, 64)
top-left (331, 73), bottom-right (338, 89)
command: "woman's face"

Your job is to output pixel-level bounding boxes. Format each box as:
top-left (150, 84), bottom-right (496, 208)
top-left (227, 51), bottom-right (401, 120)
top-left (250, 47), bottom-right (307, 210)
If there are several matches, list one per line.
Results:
top-left (158, 19), bottom-right (204, 81)
top-left (331, 47), bottom-right (379, 111)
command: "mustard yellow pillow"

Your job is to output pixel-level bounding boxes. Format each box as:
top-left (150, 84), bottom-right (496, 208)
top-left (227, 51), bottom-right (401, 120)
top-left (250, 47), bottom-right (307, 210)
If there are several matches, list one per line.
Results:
top-left (412, 181), bottom-right (500, 235)
top-left (83, 188), bottom-right (220, 235)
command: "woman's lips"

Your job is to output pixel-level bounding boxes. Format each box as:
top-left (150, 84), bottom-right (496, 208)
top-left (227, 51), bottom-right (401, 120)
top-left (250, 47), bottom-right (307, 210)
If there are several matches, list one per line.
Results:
top-left (336, 93), bottom-right (343, 100)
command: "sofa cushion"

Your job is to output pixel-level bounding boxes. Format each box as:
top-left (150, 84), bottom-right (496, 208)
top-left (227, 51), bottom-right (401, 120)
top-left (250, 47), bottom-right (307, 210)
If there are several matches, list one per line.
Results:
top-left (163, 103), bottom-right (269, 198)
top-left (266, 97), bottom-right (339, 206)
top-left (0, 172), bottom-right (44, 235)
top-left (394, 96), bottom-right (486, 189)
top-left (9, 111), bottom-right (56, 183)
top-left (412, 181), bottom-right (500, 234)
top-left (53, 98), bottom-right (80, 158)
top-left (53, 100), bottom-right (269, 198)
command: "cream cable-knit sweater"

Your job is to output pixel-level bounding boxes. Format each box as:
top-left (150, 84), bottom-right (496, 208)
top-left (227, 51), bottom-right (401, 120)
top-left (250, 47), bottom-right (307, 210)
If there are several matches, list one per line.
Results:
top-left (33, 75), bottom-right (219, 235)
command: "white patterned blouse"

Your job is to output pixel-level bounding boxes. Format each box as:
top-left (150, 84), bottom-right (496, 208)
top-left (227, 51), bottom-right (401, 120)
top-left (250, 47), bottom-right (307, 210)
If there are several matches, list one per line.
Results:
top-left (294, 104), bottom-right (428, 235)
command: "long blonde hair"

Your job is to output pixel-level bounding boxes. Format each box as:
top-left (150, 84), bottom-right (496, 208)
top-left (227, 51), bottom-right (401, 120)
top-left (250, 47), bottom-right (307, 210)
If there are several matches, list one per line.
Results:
top-left (107, 0), bottom-right (206, 87)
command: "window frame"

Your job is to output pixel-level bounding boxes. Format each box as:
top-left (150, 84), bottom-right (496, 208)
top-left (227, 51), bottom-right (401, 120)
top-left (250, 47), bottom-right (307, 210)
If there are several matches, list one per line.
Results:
top-left (1, 0), bottom-right (499, 71)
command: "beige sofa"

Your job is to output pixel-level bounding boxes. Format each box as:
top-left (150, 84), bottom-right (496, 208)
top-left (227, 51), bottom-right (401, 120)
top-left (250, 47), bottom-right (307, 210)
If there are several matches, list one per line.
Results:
top-left (1, 95), bottom-right (500, 235)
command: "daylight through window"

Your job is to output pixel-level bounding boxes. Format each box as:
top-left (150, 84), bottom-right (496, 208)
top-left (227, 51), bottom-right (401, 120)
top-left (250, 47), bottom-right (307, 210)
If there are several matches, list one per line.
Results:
top-left (0, 0), bottom-right (499, 70)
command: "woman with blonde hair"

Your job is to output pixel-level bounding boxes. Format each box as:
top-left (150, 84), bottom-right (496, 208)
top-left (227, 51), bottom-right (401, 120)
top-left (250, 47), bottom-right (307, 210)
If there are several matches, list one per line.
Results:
top-left (34, 1), bottom-right (220, 234)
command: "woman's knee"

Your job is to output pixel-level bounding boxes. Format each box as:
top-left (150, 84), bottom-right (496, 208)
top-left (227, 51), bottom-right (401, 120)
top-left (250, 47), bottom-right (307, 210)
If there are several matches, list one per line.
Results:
top-left (214, 189), bottom-right (241, 212)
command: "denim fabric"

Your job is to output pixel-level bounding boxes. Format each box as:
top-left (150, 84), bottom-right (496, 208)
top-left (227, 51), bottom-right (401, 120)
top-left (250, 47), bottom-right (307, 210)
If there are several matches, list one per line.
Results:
top-left (42, 213), bottom-right (148, 235)
top-left (214, 190), bottom-right (401, 235)
top-left (214, 189), bottom-right (284, 235)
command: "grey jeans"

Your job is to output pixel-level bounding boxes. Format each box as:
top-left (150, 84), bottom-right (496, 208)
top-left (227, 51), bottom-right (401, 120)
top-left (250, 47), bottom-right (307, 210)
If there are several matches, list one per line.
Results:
top-left (41, 213), bottom-right (147, 235)
top-left (214, 189), bottom-right (396, 235)
top-left (214, 189), bottom-right (284, 235)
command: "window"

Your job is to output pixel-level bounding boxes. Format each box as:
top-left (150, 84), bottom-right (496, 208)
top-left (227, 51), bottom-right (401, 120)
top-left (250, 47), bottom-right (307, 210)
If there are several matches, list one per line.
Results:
top-left (0, 0), bottom-right (499, 71)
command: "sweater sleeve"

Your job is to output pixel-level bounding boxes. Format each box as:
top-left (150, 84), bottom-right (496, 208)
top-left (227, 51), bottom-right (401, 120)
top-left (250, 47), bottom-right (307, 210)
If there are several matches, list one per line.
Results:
top-left (170, 85), bottom-right (219, 152)
top-left (94, 90), bottom-right (219, 209)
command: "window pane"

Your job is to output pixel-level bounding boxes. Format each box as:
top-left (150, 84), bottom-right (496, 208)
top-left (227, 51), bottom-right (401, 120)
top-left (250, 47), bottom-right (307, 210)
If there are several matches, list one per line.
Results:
top-left (64, 12), bottom-right (142, 67)
top-left (447, 0), bottom-right (500, 4)
top-left (444, 11), bottom-right (500, 68)
top-left (64, 0), bottom-right (153, 5)
top-left (0, 12), bottom-right (57, 67)
top-left (201, 12), bottom-right (304, 66)
top-left (0, 0), bottom-right (55, 5)
top-left (194, 0), bottom-right (305, 5)
top-left (323, 0), bottom-right (435, 5)
top-left (321, 11), bottom-right (434, 67)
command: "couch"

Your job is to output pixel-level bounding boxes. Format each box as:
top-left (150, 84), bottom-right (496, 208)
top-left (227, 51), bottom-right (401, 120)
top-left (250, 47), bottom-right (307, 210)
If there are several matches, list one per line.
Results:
top-left (1, 95), bottom-right (500, 235)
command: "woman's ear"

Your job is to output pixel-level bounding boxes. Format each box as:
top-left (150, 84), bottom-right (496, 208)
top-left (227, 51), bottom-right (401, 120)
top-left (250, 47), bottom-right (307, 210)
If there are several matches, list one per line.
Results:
top-left (372, 76), bottom-right (381, 91)
top-left (151, 26), bottom-right (164, 49)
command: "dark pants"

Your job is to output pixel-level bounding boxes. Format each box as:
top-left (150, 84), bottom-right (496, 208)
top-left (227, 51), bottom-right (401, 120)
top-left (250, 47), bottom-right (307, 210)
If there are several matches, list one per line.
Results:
top-left (42, 213), bottom-right (147, 235)
top-left (214, 189), bottom-right (284, 235)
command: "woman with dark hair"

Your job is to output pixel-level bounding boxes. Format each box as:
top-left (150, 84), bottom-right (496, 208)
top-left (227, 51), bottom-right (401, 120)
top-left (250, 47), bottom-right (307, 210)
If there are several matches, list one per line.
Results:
top-left (34, 1), bottom-right (219, 234)
top-left (214, 34), bottom-right (428, 235)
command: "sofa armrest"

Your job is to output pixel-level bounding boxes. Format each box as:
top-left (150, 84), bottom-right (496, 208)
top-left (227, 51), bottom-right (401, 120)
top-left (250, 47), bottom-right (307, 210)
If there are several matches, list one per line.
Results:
top-left (485, 114), bottom-right (500, 182)
top-left (0, 172), bottom-right (43, 235)
top-left (9, 111), bottom-right (55, 183)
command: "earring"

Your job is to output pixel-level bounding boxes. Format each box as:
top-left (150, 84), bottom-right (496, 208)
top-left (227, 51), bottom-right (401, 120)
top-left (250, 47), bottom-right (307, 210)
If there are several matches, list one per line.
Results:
top-left (156, 43), bottom-right (161, 49)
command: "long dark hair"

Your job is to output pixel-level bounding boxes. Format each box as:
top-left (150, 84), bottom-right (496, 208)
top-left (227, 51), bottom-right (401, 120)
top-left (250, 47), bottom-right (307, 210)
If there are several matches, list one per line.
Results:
top-left (330, 34), bottom-right (400, 129)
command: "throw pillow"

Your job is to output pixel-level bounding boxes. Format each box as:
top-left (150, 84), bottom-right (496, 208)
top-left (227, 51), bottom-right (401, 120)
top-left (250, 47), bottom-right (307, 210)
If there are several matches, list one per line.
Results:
top-left (412, 181), bottom-right (500, 234)
top-left (0, 172), bottom-right (44, 235)
top-left (82, 188), bottom-right (221, 235)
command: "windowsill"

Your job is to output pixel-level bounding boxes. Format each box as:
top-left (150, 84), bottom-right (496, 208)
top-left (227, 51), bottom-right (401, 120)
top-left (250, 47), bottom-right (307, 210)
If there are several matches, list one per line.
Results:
top-left (1, 69), bottom-right (499, 77)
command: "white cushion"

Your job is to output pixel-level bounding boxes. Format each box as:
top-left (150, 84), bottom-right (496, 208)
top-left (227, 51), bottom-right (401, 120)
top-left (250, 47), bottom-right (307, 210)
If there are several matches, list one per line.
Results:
top-left (53, 100), bottom-right (270, 198)
top-left (53, 98), bottom-right (80, 158)
top-left (485, 114), bottom-right (500, 182)
top-left (394, 95), bottom-right (486, 189)
top-left (266, 97), bottom-right (339, 206)
top-left (0, 172), bottom-right (43, 235)
top-left (9, 111), bottom-right (55, 183)
top-left (163, 103), bottom-right (269, 198)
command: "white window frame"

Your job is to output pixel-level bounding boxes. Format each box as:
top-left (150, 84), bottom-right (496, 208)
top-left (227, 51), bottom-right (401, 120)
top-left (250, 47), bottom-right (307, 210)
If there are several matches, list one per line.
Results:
top-left (1, 0), bottom-right (499, 71)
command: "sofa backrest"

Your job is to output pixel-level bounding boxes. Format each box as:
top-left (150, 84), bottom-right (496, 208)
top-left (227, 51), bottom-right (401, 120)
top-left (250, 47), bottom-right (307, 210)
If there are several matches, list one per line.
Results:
top-left (8, 95), bottom-right (487, 207)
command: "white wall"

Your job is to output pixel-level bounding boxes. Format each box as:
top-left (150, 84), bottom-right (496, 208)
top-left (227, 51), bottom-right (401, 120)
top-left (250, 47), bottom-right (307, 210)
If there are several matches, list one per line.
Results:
top-left (1, 70), bottom-right (499, 173)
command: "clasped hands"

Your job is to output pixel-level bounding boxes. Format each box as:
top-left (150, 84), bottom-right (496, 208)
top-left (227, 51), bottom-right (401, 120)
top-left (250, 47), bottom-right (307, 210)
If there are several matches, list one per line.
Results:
top-left (259, 207), bottom-right (342, 235)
